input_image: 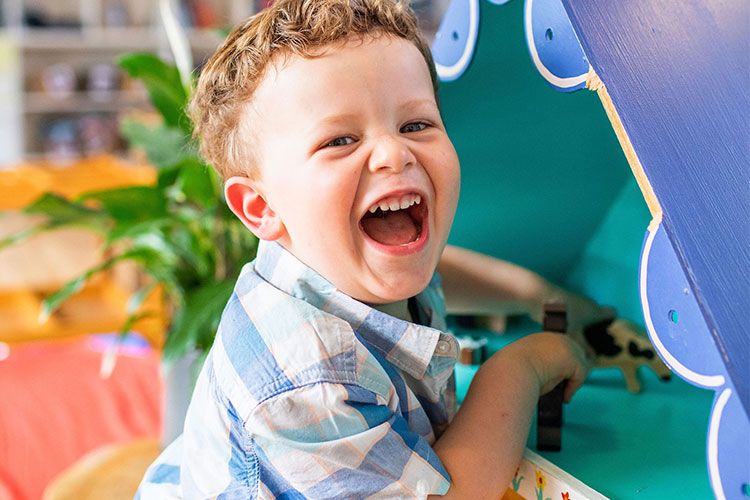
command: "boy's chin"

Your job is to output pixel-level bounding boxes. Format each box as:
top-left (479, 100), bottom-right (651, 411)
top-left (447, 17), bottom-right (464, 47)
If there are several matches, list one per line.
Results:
top-left (359, 274), bottom-right (434, 305)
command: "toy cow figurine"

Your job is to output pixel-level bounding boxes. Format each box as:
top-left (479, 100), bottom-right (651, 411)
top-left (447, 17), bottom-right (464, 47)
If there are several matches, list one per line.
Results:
top-left (584, 318), bottom-right (671, 393)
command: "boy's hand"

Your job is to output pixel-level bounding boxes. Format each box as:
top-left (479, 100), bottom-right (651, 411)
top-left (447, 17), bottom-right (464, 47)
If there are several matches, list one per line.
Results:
top-left (431, 331), bottom-right (589, 499)
top-left (536, 284), bottom-right (671, 393)
top-left (516, 332), bottom-right (590, 402)
top-left (532, 284), bottom-right (615, 354)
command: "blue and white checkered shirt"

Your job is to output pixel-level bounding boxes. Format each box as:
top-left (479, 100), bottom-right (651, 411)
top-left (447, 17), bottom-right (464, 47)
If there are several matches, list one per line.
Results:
top-left (136, 240), bottom-right (458, 499)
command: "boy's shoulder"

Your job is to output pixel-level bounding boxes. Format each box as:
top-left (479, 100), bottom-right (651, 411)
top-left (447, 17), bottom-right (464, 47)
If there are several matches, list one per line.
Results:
top-left (204, 241), bottom-right (451, 422)
top-left (207, 256), bottom-right (405, 421)
top-left (211, 262), bottom-right (362, 405)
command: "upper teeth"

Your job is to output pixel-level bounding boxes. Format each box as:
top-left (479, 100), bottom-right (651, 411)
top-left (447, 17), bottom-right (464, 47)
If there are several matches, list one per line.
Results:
top-left (368, 194), bottom-right (421, 213)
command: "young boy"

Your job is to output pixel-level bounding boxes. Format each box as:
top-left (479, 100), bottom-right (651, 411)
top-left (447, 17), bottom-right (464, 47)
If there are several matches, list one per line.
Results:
top-left (137, 0), bottom-right (590, 497)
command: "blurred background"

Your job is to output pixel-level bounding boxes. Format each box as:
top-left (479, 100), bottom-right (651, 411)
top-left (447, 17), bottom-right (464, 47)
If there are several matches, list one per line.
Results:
top-left (0, 0), bottom-right (447, 166)
top-left (0, 0), bottom-right (447, 168)
top-left (1, 0), bottom-right (235, 165)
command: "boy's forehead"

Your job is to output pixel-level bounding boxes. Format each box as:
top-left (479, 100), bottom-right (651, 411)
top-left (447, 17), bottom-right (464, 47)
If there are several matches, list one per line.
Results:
top-left (260, 33), bottom-right (408, 82)
top-left (255, 35), bottom-right (427, 100)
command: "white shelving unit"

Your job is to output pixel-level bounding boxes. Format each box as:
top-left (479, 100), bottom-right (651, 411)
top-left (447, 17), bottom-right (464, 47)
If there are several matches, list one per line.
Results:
top-left (0, 0), bottom-right (254, 166)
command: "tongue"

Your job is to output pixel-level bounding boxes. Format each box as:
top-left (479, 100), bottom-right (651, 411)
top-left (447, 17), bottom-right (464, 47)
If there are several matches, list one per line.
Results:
top-left (362, 211), bottom-right (418, 246)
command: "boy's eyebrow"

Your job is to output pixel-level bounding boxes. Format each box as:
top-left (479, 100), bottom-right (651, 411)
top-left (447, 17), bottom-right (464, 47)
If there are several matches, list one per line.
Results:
top-left (309, 98), bottom-right (439, 131)
top-left (312, 113), bottom-right (360, 129)
top-left (399, 98), bottom-right (438, 113)
top-left (303, 114), bottom-right (359, 143)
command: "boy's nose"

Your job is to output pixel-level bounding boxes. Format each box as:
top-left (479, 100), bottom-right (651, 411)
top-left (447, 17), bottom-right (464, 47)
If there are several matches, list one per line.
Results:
top-left (367, 135), bottom-right (416, 174)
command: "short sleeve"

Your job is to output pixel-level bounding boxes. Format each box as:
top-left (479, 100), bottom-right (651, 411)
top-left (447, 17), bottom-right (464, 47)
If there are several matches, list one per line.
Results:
top-left (135, 436), bottom-right (183, 500)
top-left (248, 382), bottom-right (451, 498)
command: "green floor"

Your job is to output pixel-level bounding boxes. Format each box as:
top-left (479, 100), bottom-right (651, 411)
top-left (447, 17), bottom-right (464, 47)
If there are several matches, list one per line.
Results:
top-left (453, 322), bottom-right (715, 499)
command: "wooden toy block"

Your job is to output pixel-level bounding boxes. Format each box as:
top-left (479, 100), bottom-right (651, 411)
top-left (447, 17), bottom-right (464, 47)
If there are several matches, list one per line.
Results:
top-left (537, 302), bottom-right (567, 452)
top-left (456, 335), bottom-right (488, 365)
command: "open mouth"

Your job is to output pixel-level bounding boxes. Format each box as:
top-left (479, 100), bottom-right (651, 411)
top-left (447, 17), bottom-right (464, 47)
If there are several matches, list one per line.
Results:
top-left (360, 192), bottom-right (427, 247)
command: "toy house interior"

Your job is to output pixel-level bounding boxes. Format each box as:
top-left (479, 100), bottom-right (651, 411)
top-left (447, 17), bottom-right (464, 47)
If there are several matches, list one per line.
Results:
top-left (0, 0), bottom-right (746, 499)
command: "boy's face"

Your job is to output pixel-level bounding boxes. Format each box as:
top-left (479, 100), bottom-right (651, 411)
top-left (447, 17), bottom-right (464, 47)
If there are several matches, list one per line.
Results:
top-left (234, 35), bottom-right (460, 304)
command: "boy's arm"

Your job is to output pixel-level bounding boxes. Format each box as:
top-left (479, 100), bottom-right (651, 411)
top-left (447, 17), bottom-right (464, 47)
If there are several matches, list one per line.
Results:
top-left (430, 333), bottom-right (589, 499)
top-left (437, 245), bottom-right (613, 335)
top-left (439, 245), bottom-right (671, 393)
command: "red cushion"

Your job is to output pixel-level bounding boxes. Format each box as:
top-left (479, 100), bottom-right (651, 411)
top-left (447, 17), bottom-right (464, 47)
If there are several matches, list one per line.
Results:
top-left (0, 334), bottom-right (162, 500)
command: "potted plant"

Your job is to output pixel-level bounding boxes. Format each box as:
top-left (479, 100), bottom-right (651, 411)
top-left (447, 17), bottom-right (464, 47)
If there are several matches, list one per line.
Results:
top-left (1, 36), bottom-right (257, 443)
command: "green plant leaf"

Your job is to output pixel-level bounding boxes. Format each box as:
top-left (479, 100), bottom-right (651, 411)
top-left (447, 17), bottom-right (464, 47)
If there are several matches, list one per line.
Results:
top-left (224, 216), bottom-right (259, 278)
top-left (117, 311), bottom-right (154, 339)
top-left (167, 225), bottom-right (214, 280)
top-left (105, 218), bottom-right (172, 246)
top-left (39, 253), bottom-right (125, 322)
top-left (40, 245), bottom-right (175, 322)
top-left (126, 281), bottom-right (158, 316)
top-left (118, 52), bottom-right (191, 134)
top-left (177, 158), bottom-right (219, 208)
top-left (157, 163), bottom-right (182, 189)
top-left (78, 186), bottom-right (168, 222)
top-left (162, 279), bottom-right (235, 361)
top-left (120, 117), bottom-right (194, 168)
top-left (131, 232), bottom-right (180, 266)
top-left (39, 275), bottom-right (88, 323)
top-left (0, 222), bottom-right (58, 250)
top-left (24, 193), bottom-right (107, 231)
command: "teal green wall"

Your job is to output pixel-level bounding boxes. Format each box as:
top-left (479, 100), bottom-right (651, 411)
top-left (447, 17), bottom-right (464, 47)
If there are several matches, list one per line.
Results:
top-left (566, 180), bottom-right (650, 324)
top-left (438, 0), bottom-right (651, 324)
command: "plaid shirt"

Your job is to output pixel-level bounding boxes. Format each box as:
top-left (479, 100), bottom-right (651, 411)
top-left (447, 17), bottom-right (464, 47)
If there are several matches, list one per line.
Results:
top-left (137, 240), bottom-right (458, 499)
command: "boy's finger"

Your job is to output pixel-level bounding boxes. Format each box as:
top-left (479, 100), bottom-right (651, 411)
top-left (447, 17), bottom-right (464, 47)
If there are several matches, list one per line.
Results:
top-left (563, 370), bottom-right (586, 403)
top-left (563, 346), bottom-right (590, 403)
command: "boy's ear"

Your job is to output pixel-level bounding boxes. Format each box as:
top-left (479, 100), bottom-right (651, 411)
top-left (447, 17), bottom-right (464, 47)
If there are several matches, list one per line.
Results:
top-left (224, 176), bottom-right (285, 241)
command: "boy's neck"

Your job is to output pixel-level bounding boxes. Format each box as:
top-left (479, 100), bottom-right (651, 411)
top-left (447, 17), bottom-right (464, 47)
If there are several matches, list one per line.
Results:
top-left (371, 299), bottom-right (411, 323)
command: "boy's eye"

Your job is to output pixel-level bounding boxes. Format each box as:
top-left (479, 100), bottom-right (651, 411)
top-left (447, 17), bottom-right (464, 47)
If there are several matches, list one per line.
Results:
top-left (400, 122), bottom-right (428, 133)
top-left (326, 136), bottom-right (355, 147)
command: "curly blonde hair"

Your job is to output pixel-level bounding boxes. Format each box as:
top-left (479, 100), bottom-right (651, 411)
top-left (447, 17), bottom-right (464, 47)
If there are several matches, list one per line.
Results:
top-left (190, 0), bottom-right (438, 179)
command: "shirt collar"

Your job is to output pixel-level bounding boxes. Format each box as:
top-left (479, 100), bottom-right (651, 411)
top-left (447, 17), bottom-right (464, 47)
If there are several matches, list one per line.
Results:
top-left (249, 240), bottom-right (448, 379)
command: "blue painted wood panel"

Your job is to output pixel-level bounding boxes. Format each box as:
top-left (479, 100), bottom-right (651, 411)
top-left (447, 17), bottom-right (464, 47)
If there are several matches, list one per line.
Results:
top-left (560, 0), bottom-right (750, 416)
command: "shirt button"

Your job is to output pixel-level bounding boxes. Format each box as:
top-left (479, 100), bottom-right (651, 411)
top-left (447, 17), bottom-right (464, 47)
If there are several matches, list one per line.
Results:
top-left (435, 339), bottom-right (451, 354)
